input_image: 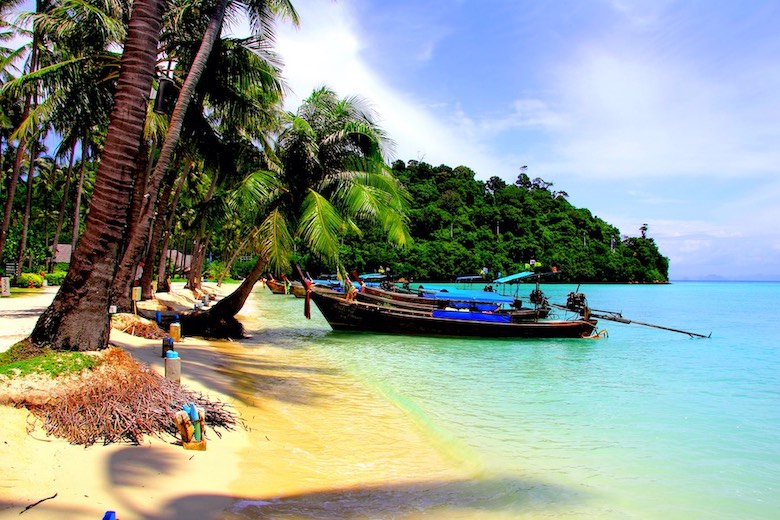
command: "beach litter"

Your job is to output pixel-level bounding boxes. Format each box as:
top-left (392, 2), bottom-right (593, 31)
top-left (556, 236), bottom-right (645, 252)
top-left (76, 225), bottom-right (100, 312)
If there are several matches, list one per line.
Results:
top-left (175, 402), bottom-right (206, 450)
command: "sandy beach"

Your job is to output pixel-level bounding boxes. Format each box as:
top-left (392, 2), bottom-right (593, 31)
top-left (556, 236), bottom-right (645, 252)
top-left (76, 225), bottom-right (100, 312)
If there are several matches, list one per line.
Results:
top-left (0, 284), bottom-right (467, 520)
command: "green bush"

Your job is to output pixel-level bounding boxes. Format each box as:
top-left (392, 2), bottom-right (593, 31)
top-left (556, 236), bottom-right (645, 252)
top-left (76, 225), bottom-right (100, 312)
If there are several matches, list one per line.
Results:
top-left (204, 260), bottom-right (228, 280)
top-left (14, 272), bottom-right (44, 288)
top-left (45, 270), bottom-right (67, 286)
top-left (233, 257), bottom-right (256, 279)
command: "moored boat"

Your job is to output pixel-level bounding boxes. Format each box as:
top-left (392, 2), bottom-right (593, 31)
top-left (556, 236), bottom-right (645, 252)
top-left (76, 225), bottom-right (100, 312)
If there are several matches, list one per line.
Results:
top-left (266, 278), bottom-right (290, 295)
top-left (307, 287), bottom-right (596, 338)
top-left (361, 284), bottom-right (549, 316)
top-left (355, 289), bottom-right (550, 320)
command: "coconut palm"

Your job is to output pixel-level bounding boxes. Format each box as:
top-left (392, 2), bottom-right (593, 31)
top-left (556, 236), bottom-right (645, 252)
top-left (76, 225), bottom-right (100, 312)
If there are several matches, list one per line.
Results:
top-left (1, 0), bottom-right (124, 263)
top-left (30, 0), bottom-right (166, 351)
top-left (110, 30), bottom-right (288, 308)
top-left (112, 0), bottom-right (298, 306)
top-left (195, 87), bottom-right (411, 333)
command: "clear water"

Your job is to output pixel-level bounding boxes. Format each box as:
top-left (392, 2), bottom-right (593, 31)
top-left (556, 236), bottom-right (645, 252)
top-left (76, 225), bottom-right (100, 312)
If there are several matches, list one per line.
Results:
top-left (235, 282), bottom-right (780, 519)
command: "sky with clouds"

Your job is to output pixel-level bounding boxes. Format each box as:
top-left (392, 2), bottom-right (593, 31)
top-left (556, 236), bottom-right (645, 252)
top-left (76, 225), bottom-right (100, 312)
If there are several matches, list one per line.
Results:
top-left (239, 0), bottom-right (780, 280)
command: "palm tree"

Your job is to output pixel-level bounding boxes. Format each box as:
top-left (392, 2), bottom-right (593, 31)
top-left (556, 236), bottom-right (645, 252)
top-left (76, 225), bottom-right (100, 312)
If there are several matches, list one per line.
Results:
top-left (1, 0), bottom-right (124, 264)
top-left (30, 0), bottom-right (166, 351)
top-left (110, 29), bottom-right (289, 308)
top-left (112, 0), bottom-right (298, 307)
top-left (0, 2), bottom-right (39, 265)
top-left (193, 87), bottom-right (411, 334)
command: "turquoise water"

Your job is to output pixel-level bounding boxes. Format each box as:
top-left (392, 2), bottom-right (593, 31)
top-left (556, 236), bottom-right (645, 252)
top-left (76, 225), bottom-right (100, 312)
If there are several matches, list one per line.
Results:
top-left (244, 282), bottom-right (780, 518)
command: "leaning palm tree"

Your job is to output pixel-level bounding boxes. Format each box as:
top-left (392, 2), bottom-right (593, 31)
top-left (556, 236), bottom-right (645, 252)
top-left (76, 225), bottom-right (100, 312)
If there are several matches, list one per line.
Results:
top-left (112, 0), bottom-right (298, 306)
top-left (111, 32), bottom-right (288, 308)
top-left (189, 87), bottom-right (411, 336)
top-left (30, 0), bottom-right (166, 351)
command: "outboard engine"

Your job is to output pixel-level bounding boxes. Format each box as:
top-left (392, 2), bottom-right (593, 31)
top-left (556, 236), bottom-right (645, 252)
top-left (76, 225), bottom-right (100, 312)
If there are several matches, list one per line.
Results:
top-left (529, 288), bottom-right (549, 307)
top-left (565, 291), bottom-right (588, 313)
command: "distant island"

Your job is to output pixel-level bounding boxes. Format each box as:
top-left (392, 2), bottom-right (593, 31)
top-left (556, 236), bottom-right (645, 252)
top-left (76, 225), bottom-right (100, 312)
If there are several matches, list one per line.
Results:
top-left (293, 160), bottom-right (669, 284)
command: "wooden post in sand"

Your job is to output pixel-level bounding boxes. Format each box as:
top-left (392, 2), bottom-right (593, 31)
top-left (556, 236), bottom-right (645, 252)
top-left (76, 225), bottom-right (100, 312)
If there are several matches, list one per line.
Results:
top-left (164, 351), bottom-right (181, 384)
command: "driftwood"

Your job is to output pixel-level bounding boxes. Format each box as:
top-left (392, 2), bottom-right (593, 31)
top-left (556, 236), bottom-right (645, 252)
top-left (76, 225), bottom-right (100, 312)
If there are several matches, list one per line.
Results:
top-left (20, 493), bottom-right (57, 514)
top-left (23, 349), bottom-right (238, 446)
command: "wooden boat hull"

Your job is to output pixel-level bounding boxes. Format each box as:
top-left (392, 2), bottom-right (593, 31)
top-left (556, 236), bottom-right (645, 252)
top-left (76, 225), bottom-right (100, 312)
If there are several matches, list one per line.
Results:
top-left (290, 282), bottom-right (308, 298)
top-left (309, 289), bottom-right (596, 338)
top-left (361, 285), bottom-right (549, 318)
top-left (266, 279), bottom-right (290, 295)
top-left (355, 290), bottom-right (549, 320)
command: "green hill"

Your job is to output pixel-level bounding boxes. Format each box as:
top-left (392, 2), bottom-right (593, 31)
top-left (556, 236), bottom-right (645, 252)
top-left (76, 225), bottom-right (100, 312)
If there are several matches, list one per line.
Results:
top-left (333, 161), bottom-right (669, 283)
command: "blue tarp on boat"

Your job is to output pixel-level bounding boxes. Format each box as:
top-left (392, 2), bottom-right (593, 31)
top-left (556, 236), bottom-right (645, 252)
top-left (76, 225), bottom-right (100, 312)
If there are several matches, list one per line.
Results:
top-left (431, 309), bottom-right (512, 323)
top-left (418, 289), bottom-right (515, 304)
top-left (448, 301), bottom-right (501, 311)
top-left (493, 271), bottom-right (536, 284)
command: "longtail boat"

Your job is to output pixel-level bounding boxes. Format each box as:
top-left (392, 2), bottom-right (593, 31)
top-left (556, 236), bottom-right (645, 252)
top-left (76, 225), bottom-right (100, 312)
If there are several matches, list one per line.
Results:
top-left (355, 289), bottom-right (550, 320)
top-left (361, 283), bottom-right (550, 316)
top-left (266, 278), bottom-right (290, 295)
top-left (306, 287), bottom-right (597, 339)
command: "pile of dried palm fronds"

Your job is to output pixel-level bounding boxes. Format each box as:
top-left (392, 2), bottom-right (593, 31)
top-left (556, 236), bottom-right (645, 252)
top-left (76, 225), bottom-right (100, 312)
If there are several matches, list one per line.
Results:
top-left (111, 313), bottom-right (167, 339)
top-left (24, 348), bottom-right (238, 446)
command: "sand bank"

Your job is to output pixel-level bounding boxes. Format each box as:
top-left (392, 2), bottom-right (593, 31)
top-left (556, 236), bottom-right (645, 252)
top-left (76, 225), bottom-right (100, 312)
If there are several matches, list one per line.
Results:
top-left (0, 285), bottom-right (468, 519)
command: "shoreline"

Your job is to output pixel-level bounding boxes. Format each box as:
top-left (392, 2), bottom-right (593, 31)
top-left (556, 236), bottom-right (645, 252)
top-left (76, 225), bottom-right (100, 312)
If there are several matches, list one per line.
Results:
top-left (0, 284), bottom-right (467, 519)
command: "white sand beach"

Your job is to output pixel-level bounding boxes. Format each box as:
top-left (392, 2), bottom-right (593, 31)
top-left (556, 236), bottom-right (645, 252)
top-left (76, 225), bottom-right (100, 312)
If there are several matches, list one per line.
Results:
top-left (0, 284), bottom-right (465, 520)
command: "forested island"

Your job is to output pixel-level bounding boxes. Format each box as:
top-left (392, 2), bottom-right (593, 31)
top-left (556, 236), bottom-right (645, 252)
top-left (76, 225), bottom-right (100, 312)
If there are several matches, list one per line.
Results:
top-left (296, 161), bottom-right (669, 283)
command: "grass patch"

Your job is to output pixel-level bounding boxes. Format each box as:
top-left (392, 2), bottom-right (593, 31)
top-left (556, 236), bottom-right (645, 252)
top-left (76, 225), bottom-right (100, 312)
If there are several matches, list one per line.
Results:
top-left (0, 339), bottom-right (98, 378)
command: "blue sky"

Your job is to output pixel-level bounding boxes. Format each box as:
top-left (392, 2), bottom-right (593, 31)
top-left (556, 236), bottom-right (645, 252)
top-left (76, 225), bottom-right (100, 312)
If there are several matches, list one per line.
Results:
top-left (248, 0), bottom-right (780, 280)
top-left (8, 0), bottom-right (779, 280)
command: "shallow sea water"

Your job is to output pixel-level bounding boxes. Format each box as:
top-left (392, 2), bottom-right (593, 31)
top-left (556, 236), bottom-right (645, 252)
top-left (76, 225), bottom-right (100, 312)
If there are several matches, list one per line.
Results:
top-left (231, 281), bottom-right (780, 519)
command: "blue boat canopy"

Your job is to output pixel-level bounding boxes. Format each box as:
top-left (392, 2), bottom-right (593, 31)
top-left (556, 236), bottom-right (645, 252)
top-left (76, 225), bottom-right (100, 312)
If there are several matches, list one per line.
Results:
top-left (455, 275), bottom-right (483, 282)
top-left (359, 273), bottom-right (388, 281)
top-left (493, 271), bottom-right (536, 284)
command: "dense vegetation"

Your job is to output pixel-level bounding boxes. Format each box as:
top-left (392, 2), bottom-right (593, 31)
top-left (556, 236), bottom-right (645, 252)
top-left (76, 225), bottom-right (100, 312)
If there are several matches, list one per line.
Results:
top-left (315, 161), bottom-right (668, 283)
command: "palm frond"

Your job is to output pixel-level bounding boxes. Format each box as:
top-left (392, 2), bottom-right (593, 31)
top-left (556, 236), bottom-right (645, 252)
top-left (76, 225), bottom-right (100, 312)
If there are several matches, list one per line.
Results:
top-left (297, 189), bottom-right (344, 260)
top-left (227, 168), bottom-right (285, 215)
top-left (257, 207), bottom-right (294, 273)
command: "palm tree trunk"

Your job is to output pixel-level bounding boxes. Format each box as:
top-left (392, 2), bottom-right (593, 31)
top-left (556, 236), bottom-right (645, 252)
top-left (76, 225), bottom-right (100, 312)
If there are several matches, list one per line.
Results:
top-left (139, 178), bottom-right (173, 298)
top-left (201, 253), bottom-right (267, 319)
top-left (0, 139), bottom-right (26, 264)
top-left (70, 140), bottom-right (88, 252)
top-left (156, 160), bottom-right (190, 292)
top-left (114, 0), bottom-right (228, 305)
top-left (217, 234), bottom-right (252, 286)
top-left (177, 252), bottom-right (267, 339)
top-left (185, 239), bottom-right (205, 290)
top-left (49, 142), bottom-right (77, 270)
top-left (16, 141), bottom-right (38, 270)
top-left (0, 24), bottom-right (38, 264)
top-left (185, 169), bottom-right (218, 291)
top-left (30, 0), bottom-right (165, 351)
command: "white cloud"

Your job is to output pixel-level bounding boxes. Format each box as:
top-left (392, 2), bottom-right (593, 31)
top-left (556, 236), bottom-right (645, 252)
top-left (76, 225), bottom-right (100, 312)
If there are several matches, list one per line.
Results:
top-left (274, 1), bottom-right (509, 176)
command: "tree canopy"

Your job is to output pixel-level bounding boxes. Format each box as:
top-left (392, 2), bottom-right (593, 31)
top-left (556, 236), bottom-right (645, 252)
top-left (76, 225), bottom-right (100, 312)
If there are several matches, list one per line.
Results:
top-left (335, 161), bottom-right (669, 283)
